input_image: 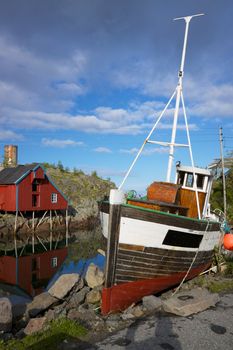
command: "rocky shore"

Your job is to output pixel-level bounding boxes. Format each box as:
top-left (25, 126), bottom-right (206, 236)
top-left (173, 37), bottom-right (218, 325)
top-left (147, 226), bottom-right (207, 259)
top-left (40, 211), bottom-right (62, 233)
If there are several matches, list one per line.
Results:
top-left (1, 260), bottom-right (232, 349)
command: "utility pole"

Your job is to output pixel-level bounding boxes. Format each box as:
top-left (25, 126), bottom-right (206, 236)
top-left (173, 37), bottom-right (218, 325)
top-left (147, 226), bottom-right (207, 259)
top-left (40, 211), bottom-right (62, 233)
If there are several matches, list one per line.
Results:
top-left (219, 127), bottom-right (227, 217)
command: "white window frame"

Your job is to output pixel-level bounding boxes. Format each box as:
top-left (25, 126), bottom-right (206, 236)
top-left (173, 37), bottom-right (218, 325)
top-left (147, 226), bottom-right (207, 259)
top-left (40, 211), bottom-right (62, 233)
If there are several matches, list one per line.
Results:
top-left (51, 193), bottom-right (58, 203)
top-left (51, 257), bottom-right (58, 268)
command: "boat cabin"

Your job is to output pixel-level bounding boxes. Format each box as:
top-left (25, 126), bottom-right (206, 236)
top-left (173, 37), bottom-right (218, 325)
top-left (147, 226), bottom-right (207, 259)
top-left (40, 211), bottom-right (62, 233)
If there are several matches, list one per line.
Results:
top-left (127, 165), bottom-right (212, 219)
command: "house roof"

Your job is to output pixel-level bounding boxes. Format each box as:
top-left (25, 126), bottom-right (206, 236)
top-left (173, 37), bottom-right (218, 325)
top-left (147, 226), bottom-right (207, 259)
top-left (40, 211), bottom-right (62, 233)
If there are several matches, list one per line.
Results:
top-left (0, 163), bottom-right (40, 184)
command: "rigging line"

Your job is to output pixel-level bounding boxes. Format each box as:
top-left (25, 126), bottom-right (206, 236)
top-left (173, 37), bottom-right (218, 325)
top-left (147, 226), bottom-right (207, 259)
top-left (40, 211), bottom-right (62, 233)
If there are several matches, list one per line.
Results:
top-left (118, 89), bottom-right (177, 190)
top-left (172, 219), bottom-right (210, 296)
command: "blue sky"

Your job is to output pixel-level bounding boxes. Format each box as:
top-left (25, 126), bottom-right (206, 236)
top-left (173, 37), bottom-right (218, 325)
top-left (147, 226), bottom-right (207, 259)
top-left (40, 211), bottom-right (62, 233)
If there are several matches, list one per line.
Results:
top-left (0, 0), bottom-right (233, 193)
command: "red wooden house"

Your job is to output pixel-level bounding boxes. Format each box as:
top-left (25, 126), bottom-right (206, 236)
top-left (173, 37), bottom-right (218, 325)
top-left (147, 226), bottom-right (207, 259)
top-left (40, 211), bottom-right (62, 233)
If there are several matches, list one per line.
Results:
top-left (0, 163), bottom-right (68, 212)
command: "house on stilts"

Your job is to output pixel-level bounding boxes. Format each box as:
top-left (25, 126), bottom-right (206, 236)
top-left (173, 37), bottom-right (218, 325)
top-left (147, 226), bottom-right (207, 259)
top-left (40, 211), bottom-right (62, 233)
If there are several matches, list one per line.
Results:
top-left (0, 163), bottom-right (69, 296)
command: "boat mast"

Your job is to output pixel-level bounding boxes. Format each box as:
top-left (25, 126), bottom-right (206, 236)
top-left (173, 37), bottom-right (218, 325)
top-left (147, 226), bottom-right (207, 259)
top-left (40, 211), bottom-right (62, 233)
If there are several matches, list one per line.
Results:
top-left (119, 14), bottom-right (204, 214)
top-left (166, 14), bottom-right (204, 182)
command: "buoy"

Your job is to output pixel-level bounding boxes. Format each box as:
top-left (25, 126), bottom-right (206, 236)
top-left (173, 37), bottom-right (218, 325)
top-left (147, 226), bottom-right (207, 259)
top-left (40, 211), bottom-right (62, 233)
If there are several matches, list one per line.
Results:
top-left (223, 233), bottom-right (233, 251)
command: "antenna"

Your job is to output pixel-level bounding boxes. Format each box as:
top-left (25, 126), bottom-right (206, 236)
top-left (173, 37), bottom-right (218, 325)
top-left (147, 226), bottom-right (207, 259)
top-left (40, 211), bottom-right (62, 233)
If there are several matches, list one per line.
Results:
top-left (174, 13), bottom-right (204, 22)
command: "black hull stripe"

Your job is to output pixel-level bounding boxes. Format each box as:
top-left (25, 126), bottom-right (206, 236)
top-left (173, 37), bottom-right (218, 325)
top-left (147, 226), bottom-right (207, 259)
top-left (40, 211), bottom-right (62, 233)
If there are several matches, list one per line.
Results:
top-left (99, 201), bottom-right (220, 231)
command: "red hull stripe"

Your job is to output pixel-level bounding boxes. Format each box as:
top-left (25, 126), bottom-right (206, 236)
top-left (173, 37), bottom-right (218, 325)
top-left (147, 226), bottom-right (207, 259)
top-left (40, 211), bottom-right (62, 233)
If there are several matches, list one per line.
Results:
top-left (101, 263), bottom-right (210, 315)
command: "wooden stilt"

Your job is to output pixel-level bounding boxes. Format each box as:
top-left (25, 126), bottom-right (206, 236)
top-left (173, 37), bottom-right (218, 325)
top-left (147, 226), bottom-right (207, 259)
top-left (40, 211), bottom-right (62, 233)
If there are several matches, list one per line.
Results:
top-left (50, 210), bottom-right (53, 250)
top-left (65, 208), bottom-right (69, 246)
top-left (14, 211), bottom-right (18, 258)
top-left (54, 232), bottom-right (60, 250)
top-left (19, 211), bottom-right (30, 229)
top-left (32, 211), bottom-right (35, 254)
top-left (36, 235), bottom-right (47, 251)
top-left (19, 237), bottom-right (30, 256)
top-left (36, 210), bottom-right (48, 228)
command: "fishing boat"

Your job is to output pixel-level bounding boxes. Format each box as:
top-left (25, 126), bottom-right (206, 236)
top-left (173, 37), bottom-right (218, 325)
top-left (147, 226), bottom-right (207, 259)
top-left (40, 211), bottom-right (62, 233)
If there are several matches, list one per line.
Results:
top-left (99, 14), bottom-right (222, 315)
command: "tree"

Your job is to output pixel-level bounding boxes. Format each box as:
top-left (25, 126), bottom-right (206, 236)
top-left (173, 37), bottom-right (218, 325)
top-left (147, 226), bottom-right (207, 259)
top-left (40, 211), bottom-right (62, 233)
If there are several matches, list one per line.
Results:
top-left (210, 161), bottom-right (233, 222)
top-left (57, 160), bottom-right (64, 172)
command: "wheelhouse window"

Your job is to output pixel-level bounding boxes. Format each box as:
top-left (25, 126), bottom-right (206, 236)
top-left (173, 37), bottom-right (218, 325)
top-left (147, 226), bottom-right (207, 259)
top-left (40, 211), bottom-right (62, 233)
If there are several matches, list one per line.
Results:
top-left (196, 174), bottom-right (205, 189)
top-left (177, 171), bottom-right (185, 186)
top-left (51, 193), bottom-right (57, 203)
top-left (185, 173), bottom-right (194, 188)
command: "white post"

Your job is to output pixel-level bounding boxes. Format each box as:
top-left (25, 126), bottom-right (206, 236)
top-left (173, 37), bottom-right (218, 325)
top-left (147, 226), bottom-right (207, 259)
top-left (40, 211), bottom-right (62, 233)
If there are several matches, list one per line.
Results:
top-left (32, 211), bottom-right (35, 254)
top-left (181, 91), bottom-right (201, 219)
top-left (219, 127), bottom-right (227, 217)
top-left (50, 210), bottom-right (52, 250)
top-left (65, 208), bottom-right (69, 246)
top-left (14, 211), bottom-right (18, 258)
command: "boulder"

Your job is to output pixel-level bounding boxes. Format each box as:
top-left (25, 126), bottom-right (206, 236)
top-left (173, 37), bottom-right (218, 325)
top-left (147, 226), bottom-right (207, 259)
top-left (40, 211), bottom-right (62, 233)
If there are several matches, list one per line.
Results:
top-left (85, 263), bottom-right (104, 288)
top-left (162, 288), bottom-right (220, 317)
top-left (48, 273), bottom-right (81, 299)
top-left (24, 317), bottom-right (46, 335)
top-left (86, 289), bottom-right (101, 304)
top-left (142, 295), bottom-right (162, 311)
top-left (26, 292), bottom-right (58, 317)
top-left (132, 305), bottom-right (145, 318)
top-left (66, 286), bottom-right (90, 311)
top-left (0, 298), bottom-right (12, 333)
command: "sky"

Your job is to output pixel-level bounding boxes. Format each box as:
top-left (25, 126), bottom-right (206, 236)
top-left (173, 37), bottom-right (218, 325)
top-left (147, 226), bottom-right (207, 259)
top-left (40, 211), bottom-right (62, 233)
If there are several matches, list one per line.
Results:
top-left (0, 0), bottom-right (233, 193)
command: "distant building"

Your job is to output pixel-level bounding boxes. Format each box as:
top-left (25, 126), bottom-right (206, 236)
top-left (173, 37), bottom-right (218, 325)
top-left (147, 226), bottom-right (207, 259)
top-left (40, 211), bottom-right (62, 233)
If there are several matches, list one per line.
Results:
top-left (0, 163), bottom-right (68, 212)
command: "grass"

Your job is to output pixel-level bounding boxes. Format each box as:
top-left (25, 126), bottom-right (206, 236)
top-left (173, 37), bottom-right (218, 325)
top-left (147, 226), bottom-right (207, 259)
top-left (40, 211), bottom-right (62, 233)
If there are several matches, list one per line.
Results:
top-left (191, 273), bottom-right (233, 294)
top-left (0, 318), bottom-right (87, 350)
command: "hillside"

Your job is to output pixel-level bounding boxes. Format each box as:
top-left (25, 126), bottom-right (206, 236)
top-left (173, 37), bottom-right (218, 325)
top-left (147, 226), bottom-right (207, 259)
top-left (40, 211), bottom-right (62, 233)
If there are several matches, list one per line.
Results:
top-left (44, 164), bottom-right (115, 207)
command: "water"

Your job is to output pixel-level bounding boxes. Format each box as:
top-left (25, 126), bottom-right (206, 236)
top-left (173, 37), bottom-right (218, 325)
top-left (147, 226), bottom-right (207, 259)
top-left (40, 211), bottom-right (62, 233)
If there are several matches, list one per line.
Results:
top-left (0, 227), bottom-right (106, 301)
top-left (46, 253), bottom-right (105, 289)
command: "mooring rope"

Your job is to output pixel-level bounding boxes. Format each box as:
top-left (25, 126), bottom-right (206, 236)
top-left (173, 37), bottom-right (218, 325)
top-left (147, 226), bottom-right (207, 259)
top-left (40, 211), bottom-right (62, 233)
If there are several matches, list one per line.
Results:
top-left (172, 219), bottom-right (210, 296)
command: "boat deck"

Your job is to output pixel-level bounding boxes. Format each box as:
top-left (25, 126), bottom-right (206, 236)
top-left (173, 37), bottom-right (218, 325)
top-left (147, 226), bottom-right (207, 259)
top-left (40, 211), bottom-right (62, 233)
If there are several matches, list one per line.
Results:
top-left (127, 198), bottom-right (189, 216)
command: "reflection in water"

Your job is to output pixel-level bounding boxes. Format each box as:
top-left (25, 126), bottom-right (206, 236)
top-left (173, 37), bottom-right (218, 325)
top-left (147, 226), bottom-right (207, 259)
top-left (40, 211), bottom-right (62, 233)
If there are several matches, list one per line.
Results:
top-left (0, 228), bottom-right (106, 299)
top-left (46, 253), bottom-right (105, 290)
top-left (0, 247), bottom-right (68, 297)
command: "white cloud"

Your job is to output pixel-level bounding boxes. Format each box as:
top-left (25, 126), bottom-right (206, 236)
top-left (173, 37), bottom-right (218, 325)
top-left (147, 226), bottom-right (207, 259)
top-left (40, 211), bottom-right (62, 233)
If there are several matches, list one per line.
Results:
top-left (0, 130), bottom-right (23, 141)
top-left (120, 146), bottom-right (168, 155)
top-left (42, 138), bottom-right (84, 148)
top-left (93, 147), bottom-right (112, 153)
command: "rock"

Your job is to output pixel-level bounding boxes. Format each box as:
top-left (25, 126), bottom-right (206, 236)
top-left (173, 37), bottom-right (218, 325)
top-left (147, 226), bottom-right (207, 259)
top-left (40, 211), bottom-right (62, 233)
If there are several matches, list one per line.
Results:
top-left (162, 288), bottom-right (220, 317)
top-left (26, 292), bottom-right (58, 317)
top-left (142, 295), bottom-right (162, 311)
top-left (66, 286), bottom-right (90, 311)
top-left (45, 309), bottom-right (56, 322)
top-left (14, 317), bottom-right (28, 332)
top-left (0, 298), bottom-right (12, 332)
top-left (132, 305), bottom-right (145, 318)
top-left (121, 305), bottom-right (135, 320)
top-left (86, 289), bottom-right (102, 304)
top-left (85, 263), bottom-right (104, 288)
top-left (97, 249), bottom-right (105, 256)
top-left (15, 329), bottom-right (25, 340)
top-left (24, 317), bottom-right (47, 335)
top-left (67, 304), bottom-right (101, 328)
top-left (48, 273), bottom-right (81, 299)
top-left (0, 332), bottom-right (13, 342)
